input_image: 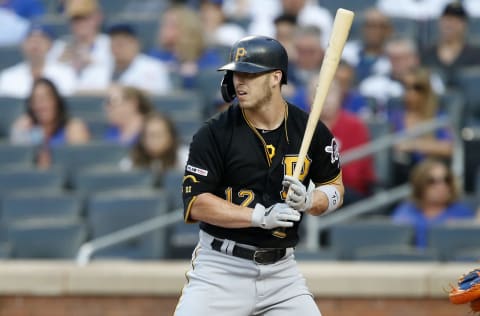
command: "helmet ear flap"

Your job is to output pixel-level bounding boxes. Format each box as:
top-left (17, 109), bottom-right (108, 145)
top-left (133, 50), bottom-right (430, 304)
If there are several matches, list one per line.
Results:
top-left (220, 71), bottom-right (236, 103)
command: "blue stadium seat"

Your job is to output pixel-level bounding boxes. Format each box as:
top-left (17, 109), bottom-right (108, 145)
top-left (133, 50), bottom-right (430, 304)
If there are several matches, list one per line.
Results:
top-left (293, 248), bottom-right (338, 261)
top-left (0, 46), bottom-right (22, 70)
top-left (457, 66), bottom-right (480, 125)
top-left (320, 0), bottom-right (377, 15)
top-left (0, 168), bottom-right (65, 196)
top-left (51, 142), bottom-right (128, 174)
top-left (0, 97), bottom-right (24, 138)
top-left (0, 143), bottom-right (35, 169)
top-left (353, 245), bottom-right (437, 261)
top-left (1, 193), bottom-right (82, 224)
top-left (167, 222), bottom-right (199, 259)
top-left (174, 117), bottom-right (202, 145)
top-left (87, 190), bottom-right (168, 259)
top-left (152, 91), bottom-right (204, 121)
top-left (329, 219), bottom-right (415, 260)
top-left (72, 167), bottom-right (154, 194)
top-left (427, 223), bottom-right (480, 261)
top-left (194, 69), bottom-right (225, 117)
top-left (66, 95), bottom-right (105, 121)
top-left (7, 219), bottom-right (87, 259)
top-left (161, 169), bottom-right (184, 211)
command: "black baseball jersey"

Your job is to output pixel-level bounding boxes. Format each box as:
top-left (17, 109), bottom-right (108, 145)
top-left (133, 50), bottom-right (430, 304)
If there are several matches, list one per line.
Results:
top-left (182, 102), bottom-right (341, 248)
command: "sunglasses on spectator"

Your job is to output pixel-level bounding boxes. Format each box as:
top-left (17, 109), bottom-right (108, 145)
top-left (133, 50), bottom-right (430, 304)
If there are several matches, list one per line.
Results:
top-left (404, 83), bottom-right (427, 92)
top-left (427, 175), bottom-right (451, 185)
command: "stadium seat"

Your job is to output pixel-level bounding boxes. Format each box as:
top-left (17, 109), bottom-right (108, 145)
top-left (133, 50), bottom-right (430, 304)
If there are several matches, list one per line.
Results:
top-left (0, 167), bottom-right (65, 196)
top-left (84, 117), bottom-right (108, 141)
top-left (174, 117), bottom-right (202, 145)
top-left (321, 0), bottom-right (377, 15)
top-left (167, 222), bottom-right (199, 259)
top-left (66, 95), bottom-right (105, 121)
top-left (160, 169), bottom-right (184, 211)
top-left (51, 142), bottom-right (128, 175)
top-left (152, 91), bottom-right (204, 121)
top-left (7, 219), bottom-right (87, 259)
top-left (0, 97), bottom-right (24, 138)
top-left (353, 245), bottom-right (437, 262)
top-left (457, 66), bottom-right (480, 125)
top-left (439, 90), bottom-right (465, 129)
top-left (1, 193), bottom-right (82, 224)
top-left (107, 16), bottom-right (159, 51)
top-left (0, 46), bottom-right (22, 70)
top-left (72, 167), bottom-right (154, 195)
top-left (87, 190), bottom-right (168, 259)
top-left (427, 223), bottom-right (480, 262)
top-left (329, 219), bottom-right (415, 260)
top-left (194, 69), bottom-right (225, 117)
top-left (0, 143), bottom-right (35, 169)
top-left (293, 248), bottom-right (338, 261)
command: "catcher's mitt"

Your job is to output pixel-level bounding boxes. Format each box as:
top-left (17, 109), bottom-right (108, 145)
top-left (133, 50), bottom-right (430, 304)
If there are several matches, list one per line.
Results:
top-left (449, 268), bottom-right (480, 312)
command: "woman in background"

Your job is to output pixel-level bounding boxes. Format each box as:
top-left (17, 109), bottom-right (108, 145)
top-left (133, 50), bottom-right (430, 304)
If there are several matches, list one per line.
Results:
top-left (389, 67), bottom-right (453, 184)
top-left (103, 85), bottom-right (153, 147)
top-left (391, 158), bottom-right (474, 248)
top-left (10, 77), bottom-right (89, 168)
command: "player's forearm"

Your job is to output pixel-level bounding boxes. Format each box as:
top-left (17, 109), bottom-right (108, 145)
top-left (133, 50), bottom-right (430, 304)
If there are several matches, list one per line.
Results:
top-left (308, 179), bottom-right (344, 216)
top-left (189, 193), bottom-right (254, 228)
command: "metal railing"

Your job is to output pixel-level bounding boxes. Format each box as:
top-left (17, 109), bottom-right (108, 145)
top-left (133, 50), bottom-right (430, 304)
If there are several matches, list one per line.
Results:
top-left (76, 117), bottom-right (460, 264)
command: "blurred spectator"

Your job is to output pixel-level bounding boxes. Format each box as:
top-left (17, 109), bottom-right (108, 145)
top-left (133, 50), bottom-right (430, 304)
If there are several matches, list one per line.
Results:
top-left (120, 112), bottom-right (189, 179)
top-left (0, 0), bottom-right (45, 20)
top-left (422, 2), bottom-right (480, 88)
top-left (10, 78), bottom-right (90, 168)
top-left (391, 158), bottom-right (475, 248)
top-left (108, 23), bottom-right (171, 95)
top-left (274, 14), bottom-right (298, 63)
top-left (103, 85), bottom-right (153, 147)
top-left (200, 0), bottom-right (245, 47)
top-left (0, 24), bottom-right (76, 97)
top-left (48, 0), bottom-right (111, 92)
top-left (318, 80), bottom-right (376, 204)
top-left (360, 36), bottom-right (445, 107)
top-left (335, 60), bottom-right (370, 119)
top-left (292, 25), bottom-right (324, 87)
top-left (149, 4), bottom-right (223, 89)
top-left (245, 0), bottom-right (332, 48)
top-left (377, 0), bottom-right (451, 20)
top-left (342, 8), bottom-right (392, 83)
top-left (389, 68), bottom-right (453, 185)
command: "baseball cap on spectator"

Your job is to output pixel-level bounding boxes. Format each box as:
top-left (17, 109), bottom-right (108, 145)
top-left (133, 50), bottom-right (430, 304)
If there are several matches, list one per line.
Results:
top-left (442, 2), bottom-right (468, 20)
top-left (25, 23), bottom-right (55, 40)
top-left (107, 23), bottom-right (137, 38)
top-left (66, 0), bottom-right (99, 18)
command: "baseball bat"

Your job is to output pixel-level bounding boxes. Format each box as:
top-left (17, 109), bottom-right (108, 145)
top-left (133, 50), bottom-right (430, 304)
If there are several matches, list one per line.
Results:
top-left (272, 8), bottom-right (354, 239)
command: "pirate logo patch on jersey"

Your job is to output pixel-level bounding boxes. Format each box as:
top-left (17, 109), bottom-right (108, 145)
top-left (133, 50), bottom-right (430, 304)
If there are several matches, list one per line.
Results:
top-left (325, 138), bottom-right (340, 165)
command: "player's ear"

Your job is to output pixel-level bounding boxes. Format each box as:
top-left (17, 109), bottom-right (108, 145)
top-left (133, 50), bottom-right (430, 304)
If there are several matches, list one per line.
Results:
top-left (271, 70), bottom-right (283, 87)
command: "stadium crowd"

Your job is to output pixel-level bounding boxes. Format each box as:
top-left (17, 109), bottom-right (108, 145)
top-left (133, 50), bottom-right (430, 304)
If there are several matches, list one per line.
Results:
top-left (0, 0), bottom-right (478, 261)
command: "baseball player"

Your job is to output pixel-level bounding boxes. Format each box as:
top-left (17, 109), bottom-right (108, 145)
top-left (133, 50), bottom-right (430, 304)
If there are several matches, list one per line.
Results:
top-left (175, 35), bottom-right (344, 316)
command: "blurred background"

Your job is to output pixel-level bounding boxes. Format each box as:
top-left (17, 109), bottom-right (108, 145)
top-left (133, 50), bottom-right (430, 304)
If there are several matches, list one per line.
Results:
top-left (0, 0), bottom-right (478, 315)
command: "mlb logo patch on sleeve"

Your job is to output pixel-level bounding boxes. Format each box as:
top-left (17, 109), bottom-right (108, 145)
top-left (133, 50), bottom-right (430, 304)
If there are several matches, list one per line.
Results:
top-left (186, 164), bottom-right (209, 177)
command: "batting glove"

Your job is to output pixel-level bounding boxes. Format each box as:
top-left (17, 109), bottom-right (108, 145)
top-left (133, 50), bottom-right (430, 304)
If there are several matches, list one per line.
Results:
top-left (282, 175), bottom-right (315, 212)
top-left (251, 203), bottom-right (301, 229)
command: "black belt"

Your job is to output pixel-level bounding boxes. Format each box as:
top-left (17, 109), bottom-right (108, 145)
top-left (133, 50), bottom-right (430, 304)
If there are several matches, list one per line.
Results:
top-left (210, 238), bottom-right (286, 265)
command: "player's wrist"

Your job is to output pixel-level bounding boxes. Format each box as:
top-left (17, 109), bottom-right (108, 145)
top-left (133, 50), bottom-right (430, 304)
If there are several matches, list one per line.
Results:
top-left (315, 184), bottom-right (341, 215)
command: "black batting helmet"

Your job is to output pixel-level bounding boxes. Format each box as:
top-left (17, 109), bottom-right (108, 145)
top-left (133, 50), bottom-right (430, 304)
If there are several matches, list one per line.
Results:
top-left (218, 35), bottom-right (289, 102)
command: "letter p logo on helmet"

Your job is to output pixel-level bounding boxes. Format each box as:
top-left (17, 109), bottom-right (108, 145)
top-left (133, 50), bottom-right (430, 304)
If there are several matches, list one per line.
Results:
top-left (235, 47), bottom-right (247, 61)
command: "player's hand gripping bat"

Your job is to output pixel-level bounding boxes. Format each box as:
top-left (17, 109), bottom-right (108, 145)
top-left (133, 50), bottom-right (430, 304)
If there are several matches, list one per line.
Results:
top-left (272, 8), bottom-right (354, 238)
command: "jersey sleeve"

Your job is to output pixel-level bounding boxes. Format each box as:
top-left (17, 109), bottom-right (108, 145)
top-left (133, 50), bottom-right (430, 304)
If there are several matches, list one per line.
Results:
top-left (182, 123), bottom-right (224, 223)
top-left (309, 122), bottom-right (341, 185)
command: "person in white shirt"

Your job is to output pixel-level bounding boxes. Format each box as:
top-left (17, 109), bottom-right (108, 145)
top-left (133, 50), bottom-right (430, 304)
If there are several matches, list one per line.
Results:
top-left (108, 23), bottom-right (171, 95)
top-left (0, 24), bottom-right (76, 97)
top-left (226, 0), bottom-right (332, 49)
top-left (359, 36), bottom-right (445, 107)
top-left (200, 0), bottom-right (246, 47)
top-left (48, 0), bottom-right (111, 93)
top-left (377, 0), bottom-right (452, 20)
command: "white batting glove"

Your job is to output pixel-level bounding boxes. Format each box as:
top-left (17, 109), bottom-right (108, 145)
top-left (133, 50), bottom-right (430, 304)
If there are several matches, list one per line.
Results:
top-left (251, 203), bottom-right (301, 229)
top-left (282, 175), bottom-right (315, 212)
